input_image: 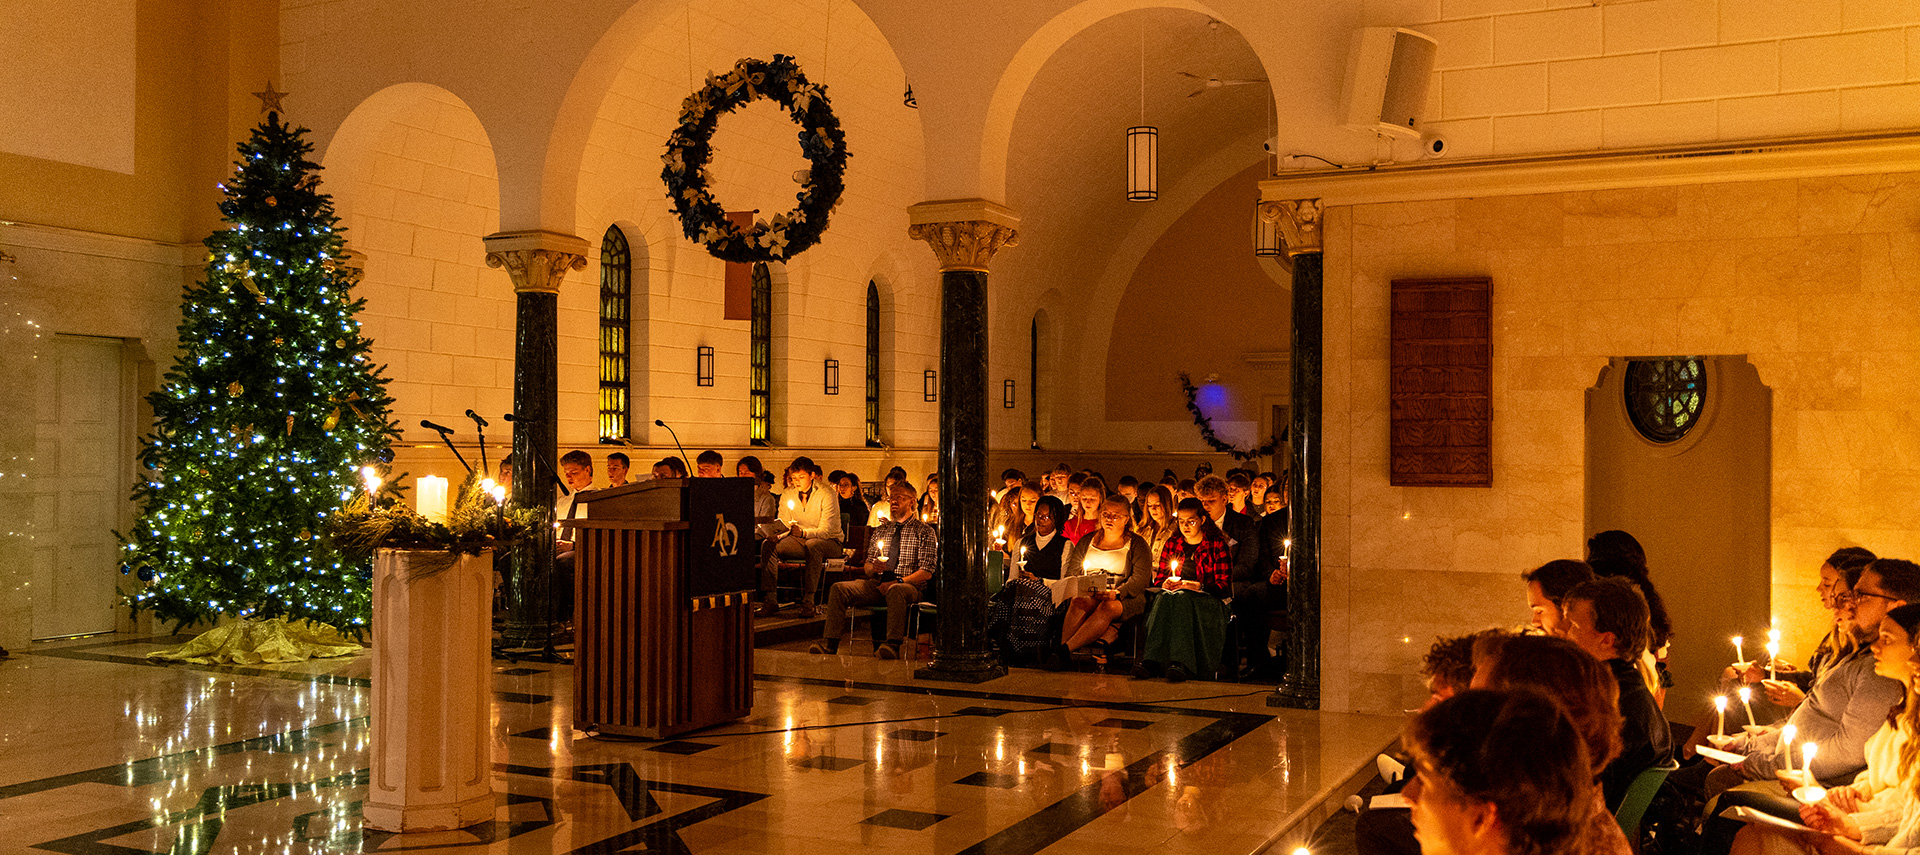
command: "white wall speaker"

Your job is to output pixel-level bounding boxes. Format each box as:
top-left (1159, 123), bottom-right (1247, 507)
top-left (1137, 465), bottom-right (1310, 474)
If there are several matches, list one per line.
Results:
top-left (1340, 27), bottom-right (1438, 139)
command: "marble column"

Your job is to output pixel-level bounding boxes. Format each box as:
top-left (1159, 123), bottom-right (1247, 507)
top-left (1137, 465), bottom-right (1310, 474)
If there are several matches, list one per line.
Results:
top-left (483, 230), bottom-right (588, 654)
top-left (906, 200), bottom-right (1018, 684)
top-left (1265, 200), bottom-right (1323, 711)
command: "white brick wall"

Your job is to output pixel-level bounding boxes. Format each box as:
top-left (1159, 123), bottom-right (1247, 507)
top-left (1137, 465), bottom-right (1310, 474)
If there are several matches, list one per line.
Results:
top-left (325, 86), bottom-right (510, 452)
top-left (1408, 0), bottom-right (1920, 157)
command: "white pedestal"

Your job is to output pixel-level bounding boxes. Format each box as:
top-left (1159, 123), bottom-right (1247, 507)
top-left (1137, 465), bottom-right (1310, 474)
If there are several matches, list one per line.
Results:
top-left (363, 549), bottom-right (494, 832)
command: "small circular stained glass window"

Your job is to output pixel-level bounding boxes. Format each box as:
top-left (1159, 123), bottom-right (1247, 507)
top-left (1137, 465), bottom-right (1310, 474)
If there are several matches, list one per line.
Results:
top-left (1624, 358), bottom-right (1706, 444)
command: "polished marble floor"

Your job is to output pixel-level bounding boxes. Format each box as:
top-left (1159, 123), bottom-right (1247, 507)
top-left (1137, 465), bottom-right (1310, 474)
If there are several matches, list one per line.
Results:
top-left (0, 635), bottom-right (1402, 855)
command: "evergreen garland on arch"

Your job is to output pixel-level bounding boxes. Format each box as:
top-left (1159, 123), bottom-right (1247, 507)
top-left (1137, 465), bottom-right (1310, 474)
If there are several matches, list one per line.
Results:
top-left (661, 54), bottom-right (849, 263)
top-left (1178, 372), bottom-right (1284, 462)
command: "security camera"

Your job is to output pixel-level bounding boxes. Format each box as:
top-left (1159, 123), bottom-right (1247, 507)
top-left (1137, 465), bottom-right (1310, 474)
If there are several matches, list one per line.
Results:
top-left (1263, 136), bottom-right (1279, 154)
top-left (1424, 136), bottom-right (1448, 158)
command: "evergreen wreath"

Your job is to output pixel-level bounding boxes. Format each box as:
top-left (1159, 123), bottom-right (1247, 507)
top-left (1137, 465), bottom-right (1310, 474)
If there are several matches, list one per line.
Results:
top-left (661, 54), bottom-right (849, 263)
top-left (1178, 373), bottom-right (1285, 462)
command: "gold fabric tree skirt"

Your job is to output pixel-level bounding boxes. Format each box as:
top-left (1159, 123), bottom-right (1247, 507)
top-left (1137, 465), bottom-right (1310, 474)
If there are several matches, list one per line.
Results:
top-left (146, 617), bottom-right (363, 665)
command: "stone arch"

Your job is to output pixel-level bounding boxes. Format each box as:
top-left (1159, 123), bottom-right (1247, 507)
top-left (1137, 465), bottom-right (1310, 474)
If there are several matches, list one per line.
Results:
top-left (977, 0), bottom-right (1235, 202)
top-left (321, 83), bottom-right (508, 453)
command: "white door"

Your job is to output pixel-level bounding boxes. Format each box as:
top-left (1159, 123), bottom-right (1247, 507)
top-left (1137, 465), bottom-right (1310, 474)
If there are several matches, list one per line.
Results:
top-left (31, 335), bottom-right (126, 639)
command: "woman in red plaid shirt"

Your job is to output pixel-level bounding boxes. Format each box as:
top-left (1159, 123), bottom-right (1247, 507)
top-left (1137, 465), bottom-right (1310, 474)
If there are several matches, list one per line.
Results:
top-left (1132, 497), bottom-right (1233, 682)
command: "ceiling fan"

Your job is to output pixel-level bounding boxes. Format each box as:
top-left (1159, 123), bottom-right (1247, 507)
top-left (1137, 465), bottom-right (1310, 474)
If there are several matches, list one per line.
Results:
top-left (1175, 20), bottom-right (1266, 97)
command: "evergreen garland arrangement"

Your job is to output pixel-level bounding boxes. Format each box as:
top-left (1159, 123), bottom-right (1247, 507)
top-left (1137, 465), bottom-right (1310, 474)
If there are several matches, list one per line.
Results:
top-left (1178, 372), bottom-right (1284, 462)
top-left (661, 54), bottom-right (849, 263)
top-left (120, 112), bottom-right (398, 632)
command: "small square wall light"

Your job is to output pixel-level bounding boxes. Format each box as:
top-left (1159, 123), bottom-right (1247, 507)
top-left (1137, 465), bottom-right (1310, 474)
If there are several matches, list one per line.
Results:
top-left (696, 346), bottom-right (715, 386)
top-left (1003, 379), bottom-right (1016, 408)
top-left (923, 369), bottom-right (938, 402)
top-left (824, 359), bottom-right (840, 395)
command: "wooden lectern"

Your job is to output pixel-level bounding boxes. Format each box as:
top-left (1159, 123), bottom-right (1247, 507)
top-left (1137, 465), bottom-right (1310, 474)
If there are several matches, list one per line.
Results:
top-left (564, 477), bottom-right (756, 738)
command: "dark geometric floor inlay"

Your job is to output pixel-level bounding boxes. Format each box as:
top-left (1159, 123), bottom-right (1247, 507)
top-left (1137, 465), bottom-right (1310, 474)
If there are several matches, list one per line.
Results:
top-left (1027, 742), bottom-right (1081, 756)
top-left (1092, 717), bottom-right (1154, 729)
top-left (825, 695), bottom-right (875, 706)
top-left (496, 667), bottom-right (543, 676)
top-left (493, 690), bottom-right (553, 705)
top-left (512, 726), bottom-right (554, 739)
top-left (645, 741), bottom-right (720, 755)
top-left (951, 705), bottom-right (1013, 717)
top-left (954, 771), bottom-right (1021, 789)
top-left (790, 755), bottom-right (866, 771)
top-left (886, 728), bottom-right (945, 742)
top-left (861, 808), bottom-right (952, 830)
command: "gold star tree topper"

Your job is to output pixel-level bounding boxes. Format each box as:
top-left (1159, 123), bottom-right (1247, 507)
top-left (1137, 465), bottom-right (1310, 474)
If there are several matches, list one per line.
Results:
top-left (253, 82), bottom-right (287, 113)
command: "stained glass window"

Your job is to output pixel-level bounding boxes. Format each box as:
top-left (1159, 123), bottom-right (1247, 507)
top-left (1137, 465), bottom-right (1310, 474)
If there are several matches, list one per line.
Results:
top-left (865, 281), bottom-right (881, 447)
top-left (1624, 358), bottom-right (1705, 444)
top-left (749, 262), bottom-right (771, 445)
top-left (598, 226), bottom-right (630, 441)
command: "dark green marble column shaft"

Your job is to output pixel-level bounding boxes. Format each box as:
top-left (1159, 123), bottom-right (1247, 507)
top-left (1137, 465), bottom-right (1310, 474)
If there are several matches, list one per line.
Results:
top-left (916, 267), bottom-right (1006, 683)
top-left (1273, 251), bottom-right (1322, 710)
top-left (504, 289), bottom-right (558, 650)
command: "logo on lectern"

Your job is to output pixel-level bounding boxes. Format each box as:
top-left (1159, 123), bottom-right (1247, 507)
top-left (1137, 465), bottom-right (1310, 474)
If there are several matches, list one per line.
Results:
top-left (711, 513), bottom-right (740, 557)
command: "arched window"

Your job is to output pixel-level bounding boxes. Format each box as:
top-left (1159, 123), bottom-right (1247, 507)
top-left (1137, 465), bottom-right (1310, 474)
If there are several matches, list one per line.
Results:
top-left (598, 225), bottom-right (631, 441)
top-left (1624, 357), bottom-right (1705, 443)
top-left (749, 262), bottom-right (772, 445)
top-left (865, 281), bottom-right (881, 447)
top-left (1029, 316), bottom-right (1040, 448)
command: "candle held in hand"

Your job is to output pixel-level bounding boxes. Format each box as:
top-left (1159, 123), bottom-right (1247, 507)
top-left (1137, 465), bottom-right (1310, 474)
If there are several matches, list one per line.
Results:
top-left (1802, 742), bottom-right (1818, 778)
top-left (1733, 635), bottom-right (1745, 666)
top-left (1767, 640), bottom-right (1780, 680)
top-left (1714, 695), bottom-right (1727, 737)
top-left (1739, 685), bottom-right (1756, 726)
top-left (1782, 724), bottom-right (1798, 771)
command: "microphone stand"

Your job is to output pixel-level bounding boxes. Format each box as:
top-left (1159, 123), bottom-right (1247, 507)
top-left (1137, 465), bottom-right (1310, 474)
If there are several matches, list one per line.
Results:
top-left (654, 419), bottom-right (690, 477)
top-left (466, 409), bottom-right (491, 477)
top-left (423, 420), bottom-right (473, 476)
top-left (502, 413), bottom-right (569, 494)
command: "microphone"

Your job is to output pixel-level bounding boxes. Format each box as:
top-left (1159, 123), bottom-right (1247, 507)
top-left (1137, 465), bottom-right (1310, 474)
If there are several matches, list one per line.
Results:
top-left (654, 419), bottom-right (690, 477)
top-left (421, 419), bottom-right (455, 433)
top-left (465, 409), bottom-right (489, 428)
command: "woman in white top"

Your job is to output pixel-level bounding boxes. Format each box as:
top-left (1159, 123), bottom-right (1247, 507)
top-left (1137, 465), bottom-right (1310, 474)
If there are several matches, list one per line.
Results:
top-left (1050, 495), bottom-right (1152, 668)
top-left (1730, 603), bottom-right (1920, 855)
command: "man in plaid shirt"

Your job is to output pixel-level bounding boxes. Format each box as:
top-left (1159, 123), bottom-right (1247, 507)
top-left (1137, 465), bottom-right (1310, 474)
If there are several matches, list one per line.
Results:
top-left (813, 481), bottom-right (936, 659)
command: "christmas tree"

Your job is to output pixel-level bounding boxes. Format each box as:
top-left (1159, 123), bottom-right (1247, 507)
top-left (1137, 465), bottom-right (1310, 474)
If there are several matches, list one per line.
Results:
top-left (122, 110), bottom-right (397, 634)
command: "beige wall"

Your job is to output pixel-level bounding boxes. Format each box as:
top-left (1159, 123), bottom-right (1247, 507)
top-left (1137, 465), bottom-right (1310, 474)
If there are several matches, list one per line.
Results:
top-left (1322, 172), bottom-right (1920, 715)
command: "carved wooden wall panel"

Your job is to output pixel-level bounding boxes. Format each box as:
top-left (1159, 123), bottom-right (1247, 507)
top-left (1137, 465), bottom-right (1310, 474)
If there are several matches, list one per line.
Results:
top-left (1390, 277), bottom-right (1492, 487)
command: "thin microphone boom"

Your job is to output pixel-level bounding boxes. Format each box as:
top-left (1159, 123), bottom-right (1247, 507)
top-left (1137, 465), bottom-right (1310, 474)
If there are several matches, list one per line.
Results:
top-left (421, 418), bottom-right (471, 475)
top-left (421, 419), bottom-right (455, 433)
top-left (654, 419), bottom-right (690, 477)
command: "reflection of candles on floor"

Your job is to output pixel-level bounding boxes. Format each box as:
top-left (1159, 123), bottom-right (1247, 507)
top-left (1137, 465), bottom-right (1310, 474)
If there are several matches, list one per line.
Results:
top-left (1714, 695), bottom-right (1727, 737)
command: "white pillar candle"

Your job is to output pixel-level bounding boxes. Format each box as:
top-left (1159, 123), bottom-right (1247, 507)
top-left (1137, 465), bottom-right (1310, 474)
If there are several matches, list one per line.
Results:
top-left (1767, 640), bottom-right (1780, 680)
top-left (415, 475), bottom-right (449, 523)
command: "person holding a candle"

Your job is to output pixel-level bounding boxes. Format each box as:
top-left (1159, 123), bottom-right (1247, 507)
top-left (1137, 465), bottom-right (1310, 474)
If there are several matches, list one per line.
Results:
top-left (989, 494), bottom-right (1069, 663)
top-left (1132, 498), bottom-right (1232, 682)
top-left (1060, 476), bottom-right (1105, 543)
top-left (810, 481), bottom-right (934, 659)
top-left (756, 456), bottom-right (843, 618)
top-left (1730, 549), bottom-right (1879, 707)
top-left (1133, 484), bottom-right (1178, 568)
top-left (1050, 494), bottom-right (1152, 669)
top-left (1715, 602), bottom-right (1920, 855)
top-left (1676, 560), bottom-right (1920, 810)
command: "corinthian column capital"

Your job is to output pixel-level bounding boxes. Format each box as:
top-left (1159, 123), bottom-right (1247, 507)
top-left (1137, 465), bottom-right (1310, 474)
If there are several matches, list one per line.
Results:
top-left (907, 199), bottom-right (1020, 272)
top-left (1259, 199), bottom-right (1323, 258)
top-left (482, 230), bottom-right (590, 294)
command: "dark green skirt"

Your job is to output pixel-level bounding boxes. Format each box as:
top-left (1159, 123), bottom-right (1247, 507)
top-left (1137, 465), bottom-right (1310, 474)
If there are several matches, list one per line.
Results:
top-left (1142, 591), bottom-right (1229, 677)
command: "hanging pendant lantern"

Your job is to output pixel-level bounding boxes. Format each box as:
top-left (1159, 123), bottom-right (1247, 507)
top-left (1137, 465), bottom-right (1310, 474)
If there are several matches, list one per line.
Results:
top-left (1126, 126), bottom-right (1158, 202)
top-left (1253, 200), bottom-right (1282, 257)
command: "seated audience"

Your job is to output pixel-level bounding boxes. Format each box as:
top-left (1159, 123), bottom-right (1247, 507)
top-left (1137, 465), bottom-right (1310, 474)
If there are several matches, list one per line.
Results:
top-left (651, 456), bottom-right (687, 479)
top-left (810, 481), bottom-right (934, 660)
top-left (1587, 529), bottom-right (1675, 693)
top-left (1561, 577), bottom-right (1675, 810)
top-left (1051, 494), bottom-right (1152, 669)
top-left (1197, 474), bottom-right (1262, 676)
top-left (1135, 483), bottom-right (1177, 566)
top-left (1226, 471), bottom-right (1255, 518)
top-left (1132, 498), bottom-right (1232, 682)
top-left (918, 473), bottom-right (940, 524)
top-left (605, 451), bottom-right (630, 487)
top-left (1709, 602), bottom-right (1920, 855)
top-left (1355, 632), bottom-right (1484, 855)
top-left (1116, 475), bottom-right (1139, 502)
top-left (1733, 548), bottom-right (1879, 706)
top-left (1522, 559), bottom-right (1596, 635)
top-left (1675, 559), bottom-right (1918, 803)
top-left (1404, 688), bottom-right (1606, 855)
